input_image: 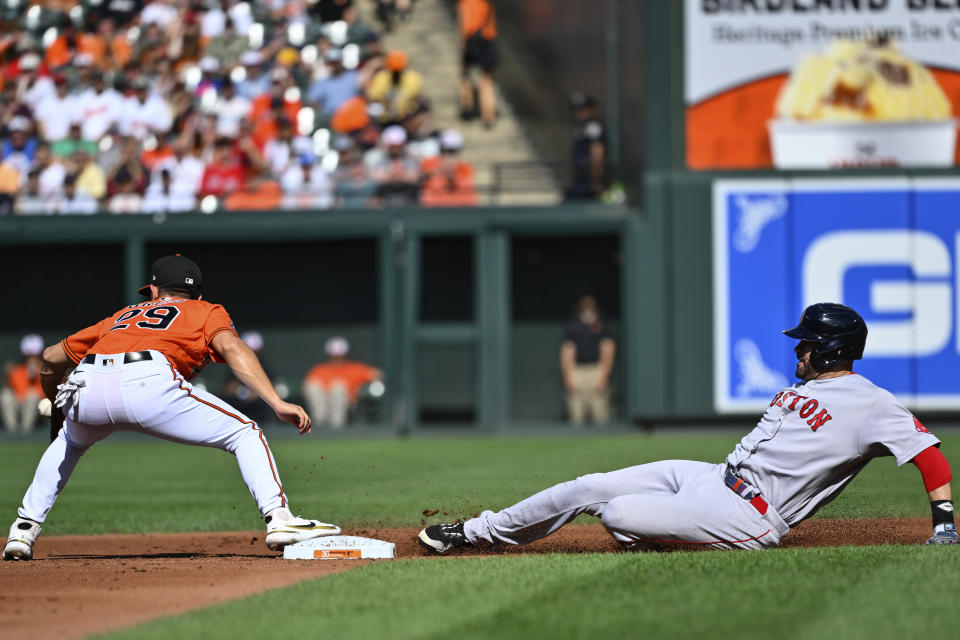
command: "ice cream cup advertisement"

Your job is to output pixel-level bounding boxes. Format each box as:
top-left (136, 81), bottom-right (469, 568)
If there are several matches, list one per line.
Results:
top-left (685, 1), bottom-right (960, 170)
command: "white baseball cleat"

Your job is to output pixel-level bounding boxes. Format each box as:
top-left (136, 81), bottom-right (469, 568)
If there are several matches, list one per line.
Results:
top-left (264, 507), bottom-right (341, 551)
top-left (3, 517), bottom-right (42, 561)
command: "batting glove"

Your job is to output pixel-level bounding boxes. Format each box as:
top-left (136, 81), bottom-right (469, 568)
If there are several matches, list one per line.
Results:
top-left (54, 378), bottom-right (85, 410)
top-left (925, 523), bottom-right (959, 545)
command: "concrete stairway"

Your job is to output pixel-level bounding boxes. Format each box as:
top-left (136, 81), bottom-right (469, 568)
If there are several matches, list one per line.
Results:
top-left (361, 0), bottom-right (560, 206)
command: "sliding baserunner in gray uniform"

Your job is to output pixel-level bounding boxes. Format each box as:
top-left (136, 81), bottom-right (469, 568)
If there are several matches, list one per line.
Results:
top-left (419, 303), bottom-right (959, 553)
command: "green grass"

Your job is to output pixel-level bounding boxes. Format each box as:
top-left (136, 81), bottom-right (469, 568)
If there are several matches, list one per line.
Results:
top-left (5, 431), bottom-right (959, 639)
top-left (97, 546), bottom-right (960, 640)
top-left (2, 430), bottom-right (953, 535)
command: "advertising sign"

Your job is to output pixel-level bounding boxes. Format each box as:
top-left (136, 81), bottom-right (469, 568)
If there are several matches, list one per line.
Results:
top-left (685, 1), bottom-right (960, 169)
top-left (713, 177), bottom-right (960, 413)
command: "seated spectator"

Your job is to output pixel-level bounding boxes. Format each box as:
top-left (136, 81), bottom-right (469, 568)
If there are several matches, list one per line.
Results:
top-left (51, 173), bottom-right (98, 215)
top-left (44, 24), bottom-right (81, 70)
top-left (214, 78), bottom-right (252, 138)
top-left (202, 1), bottom-right (229, 40)
top-left (108, 169), bottom-right (144, 214)
top-left (34, 76), bottom-right (77, 142)
top-left (282, 153), bottom-right (334, 210)
top-left (167, 14), bottom-right (203, 72)
top-left (370, 125), bottom-right (421, 205)
top-left (1, 116), bottom-right (37, 177)
top-left (140, 0), bottom-right (179, 29)
top-left (206, 17), bottom-right (248, 70)
top-left (14, 170), bottom-right (47, 215)
top-left (403, 98), bottom-right (438, 153)
top-left (151, 141), bottom-right (206, 197)
top-left (34, 144), bottom-right (66, 198)
top-left (250, 68), bottom-right (302, 142)
top-left (72, 54), bottom-right (98, 95)
top-left (106, 137), bottom-right (148, 197)
top-left (194, 56), bottom-right (222, 97)
top-left (143, 168), bottom-right (197, 213)
top-left (333, 143), bottom-right (379, 209)
top-left (140, 137), bottom-right (176, 173)
top-left (366, 50), bottom-right (423, 123)
top-left (421, 129), bottom-right (478, 207)
top-left (73, 150), bottom-right (107, 201)
top-left (236, 51), bottom-right (271, 101)
top-left (18, 53), bottom-right (55, 113)
top-left (224, 177), bottom-right (282, 211)
top-left (330, 96), bottom-right (372, 136)
top-left (120, 78), bottom-right (173, 140)
top-left (263, 117), bottom-right (311, 177)
top-left (302, 337), bottom-right (382, 429)
top-left (1, 335), bottom-right (45, 434)
top-left (343, 1), bottom-right (378, 44)
top-left (133, 22), bottom-right (169, 68)
top-left (82, 18), bottom-right (133, 72)
top-left (200, 137), bottom-right (246, 197)
top-left (0, 160), bottom-right (17, 215)
top-left (307, 48), bottom-right (360, 124)
top-left (51, 123), bottom-right (97, 159)
top-left (75, 72), bottom-right (124, 142)
top-left (229, 119), bottom-right (267, 178)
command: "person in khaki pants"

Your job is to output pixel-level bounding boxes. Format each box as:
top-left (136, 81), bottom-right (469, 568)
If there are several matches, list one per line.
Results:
top-left (560, 296), bottom-right (616, 425)
top-left (1, 335), bottom-right (45, 434)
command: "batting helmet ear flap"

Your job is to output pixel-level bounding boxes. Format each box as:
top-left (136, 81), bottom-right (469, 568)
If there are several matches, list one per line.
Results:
top-left (783, 303), bottom-right (868, 369)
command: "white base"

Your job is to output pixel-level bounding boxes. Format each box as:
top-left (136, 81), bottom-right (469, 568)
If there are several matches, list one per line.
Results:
top-left (282, 535), bottom-right (395, 560)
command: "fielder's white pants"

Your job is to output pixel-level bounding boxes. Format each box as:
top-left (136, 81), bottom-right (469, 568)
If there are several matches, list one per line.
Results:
top-left (463, 461), bottom-right (790, 550)
top-left (18, 352), bottom-right (288, 524)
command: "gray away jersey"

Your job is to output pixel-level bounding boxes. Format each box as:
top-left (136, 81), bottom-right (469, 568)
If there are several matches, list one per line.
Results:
top-left (726, 373), bottom-right (939, 527)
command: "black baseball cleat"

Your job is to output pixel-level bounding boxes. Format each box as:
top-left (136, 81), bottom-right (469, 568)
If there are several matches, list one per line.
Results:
top-left (418, 522), bottom-right (469, 555)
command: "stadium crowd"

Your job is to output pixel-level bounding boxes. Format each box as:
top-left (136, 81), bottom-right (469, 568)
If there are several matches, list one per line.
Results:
top-left (0, 0), bottom-right (479, 215)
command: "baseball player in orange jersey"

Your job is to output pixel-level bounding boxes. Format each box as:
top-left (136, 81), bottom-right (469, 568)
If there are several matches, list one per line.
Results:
top-left (2, 255), bottom-right (340, 561)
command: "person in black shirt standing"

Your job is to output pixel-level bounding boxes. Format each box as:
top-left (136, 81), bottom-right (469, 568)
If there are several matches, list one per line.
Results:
top-left (565, 93), bottom-right (608, 201)
top-left (560, 295), bottom-right (615, 425)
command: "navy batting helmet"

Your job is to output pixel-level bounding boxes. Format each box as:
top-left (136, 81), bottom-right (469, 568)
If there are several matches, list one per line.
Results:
top-left (783, 303), bottom-right (867, 370)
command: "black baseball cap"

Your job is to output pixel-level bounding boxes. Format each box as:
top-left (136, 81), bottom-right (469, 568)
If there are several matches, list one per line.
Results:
top-left (138, 254), bottom-right (203, 296)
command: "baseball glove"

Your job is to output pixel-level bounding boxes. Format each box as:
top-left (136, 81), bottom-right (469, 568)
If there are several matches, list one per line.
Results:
top-left (49, 405), bottom-right (64, 443)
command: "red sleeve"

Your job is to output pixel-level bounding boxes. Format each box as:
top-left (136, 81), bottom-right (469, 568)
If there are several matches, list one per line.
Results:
top-left (61, 317), bottom-right (112, 364)
top-left (203, 304), bottom-right (238, 364)
top-left (912, 445), bottom-right (953, 493)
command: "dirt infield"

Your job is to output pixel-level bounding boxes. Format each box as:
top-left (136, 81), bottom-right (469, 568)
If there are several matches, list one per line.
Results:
top-left (0, 518), bottom-right (934, 639)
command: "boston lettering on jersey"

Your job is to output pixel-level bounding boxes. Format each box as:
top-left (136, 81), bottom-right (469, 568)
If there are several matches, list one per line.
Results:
top-left (768, 390), bottom-right (833, 431)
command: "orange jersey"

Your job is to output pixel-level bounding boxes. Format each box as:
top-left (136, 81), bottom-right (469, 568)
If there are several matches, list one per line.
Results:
top-left (305, 361), bottom-right (379, 402)
top-left (459, 0), bottom-right (497, 40)
top-left (6, 364), bottom-right (44, 401)
top-left (61, 297), bottom-right (238, 379)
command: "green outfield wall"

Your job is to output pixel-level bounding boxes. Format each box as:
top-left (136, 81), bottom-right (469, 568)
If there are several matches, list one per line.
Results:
top-left (0, 207), bottom-right (658, 429)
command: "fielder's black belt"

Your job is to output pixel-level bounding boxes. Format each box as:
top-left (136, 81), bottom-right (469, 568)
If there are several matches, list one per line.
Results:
top-left (724, 465), bottom-right (769, 515)
top-left (81, 351), bottom-right (155, 365)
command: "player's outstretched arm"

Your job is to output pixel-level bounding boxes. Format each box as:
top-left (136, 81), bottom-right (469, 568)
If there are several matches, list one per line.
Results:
top-left (912, 446), bottom-right (957, 544)
top-left (212, 331), bottom-right (312, 434)
top-left (40, 342), bottom-right (71, 402)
